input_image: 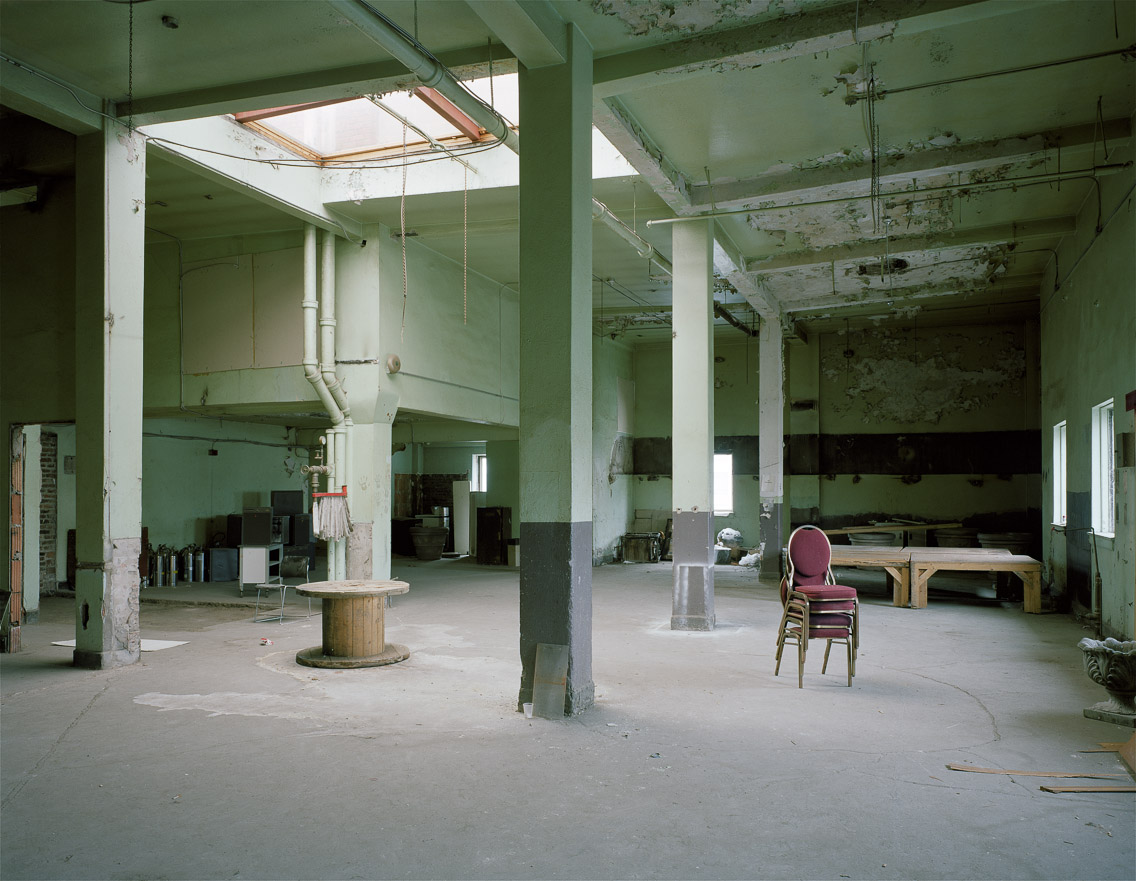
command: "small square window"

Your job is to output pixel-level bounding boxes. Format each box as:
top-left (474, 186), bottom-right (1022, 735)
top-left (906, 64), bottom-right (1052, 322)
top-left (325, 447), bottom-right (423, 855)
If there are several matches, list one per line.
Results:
top-left (1091, 400), bottom-right (1114, 536)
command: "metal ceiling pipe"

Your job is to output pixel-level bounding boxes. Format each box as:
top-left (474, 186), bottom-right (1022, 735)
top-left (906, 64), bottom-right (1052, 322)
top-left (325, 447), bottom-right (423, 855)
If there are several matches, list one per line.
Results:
top-left (329, 0), bottom-right (518, 152)
top-left (591, 200), bottom-right (673, 275)
top-left (331, 0), bottom-right (671, 275)
top-left (320, 229), bottom-right (352, 581)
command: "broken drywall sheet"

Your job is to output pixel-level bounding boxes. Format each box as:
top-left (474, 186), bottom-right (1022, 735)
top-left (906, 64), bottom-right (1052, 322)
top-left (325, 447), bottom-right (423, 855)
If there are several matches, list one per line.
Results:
top-left (821, 327), bottom-right (1026, 425)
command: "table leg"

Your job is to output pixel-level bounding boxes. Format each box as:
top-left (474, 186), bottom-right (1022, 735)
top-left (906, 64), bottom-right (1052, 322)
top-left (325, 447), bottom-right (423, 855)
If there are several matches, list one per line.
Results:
top-left (911, 565), bottom-right (933, 608)
top-left (1019, 570), bottom-right (1042, 613)
top-left (885, 566), bottom-right (909, 607)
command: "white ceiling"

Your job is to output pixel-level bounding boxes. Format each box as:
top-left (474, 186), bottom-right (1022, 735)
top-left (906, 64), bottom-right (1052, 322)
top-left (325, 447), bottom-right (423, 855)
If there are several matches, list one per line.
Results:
top-left (2, 0), bottom-right (1134, 349)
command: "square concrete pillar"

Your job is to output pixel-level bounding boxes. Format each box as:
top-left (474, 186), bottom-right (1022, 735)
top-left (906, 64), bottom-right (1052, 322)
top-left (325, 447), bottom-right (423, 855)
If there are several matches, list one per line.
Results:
top-left (516, 25), bottom-right (595, 715)
top-left (73, 121), bottom-right (146, 669)
top-left (671, 220), bottom-right (715, 630)
top-left (758, 315), bottom-right (786, 568)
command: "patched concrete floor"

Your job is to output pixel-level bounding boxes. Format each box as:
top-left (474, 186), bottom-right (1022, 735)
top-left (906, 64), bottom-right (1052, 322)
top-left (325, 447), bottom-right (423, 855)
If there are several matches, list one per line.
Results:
top-left (2, 560), bottom-right (1133, 881)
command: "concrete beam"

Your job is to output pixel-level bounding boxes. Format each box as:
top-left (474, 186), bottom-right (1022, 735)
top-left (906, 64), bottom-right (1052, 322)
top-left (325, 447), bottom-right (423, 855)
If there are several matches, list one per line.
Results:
top-left (0, 55), bottom-right (104, 134)
top-left (592, 97), bottom-right (691, 213)
top-left (124, 44), bottom-right (514, 125)
top-left (746, 216), bottom-right (1078, 274)
top-left (466, 0), bottom-right (566, 69)
top-left (691, 119), bottom-right (1131, 212)
top-left (143, 117), bottom-right (364, 240)
top-left (593, 0), bottom-right (991, 98)
top-left (785, 276), bottom-right (1045, 316)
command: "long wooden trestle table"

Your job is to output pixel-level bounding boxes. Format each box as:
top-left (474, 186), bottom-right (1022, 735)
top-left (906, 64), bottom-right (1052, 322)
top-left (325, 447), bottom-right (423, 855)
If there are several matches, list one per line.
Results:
top-left (828, 546), bottom-right (1042, 612)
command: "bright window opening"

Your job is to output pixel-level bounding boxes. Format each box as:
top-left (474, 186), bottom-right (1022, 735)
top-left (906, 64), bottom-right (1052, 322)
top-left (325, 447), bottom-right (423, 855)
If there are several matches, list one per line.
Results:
top-left (1052, 421), bottom-right (1067, 525)
top-left (1091, 400), bottom-right (1115, 536)
top-left (713, 453), bottom-right (733, 516)
top-left (471, 453), bottom-right (488, 493)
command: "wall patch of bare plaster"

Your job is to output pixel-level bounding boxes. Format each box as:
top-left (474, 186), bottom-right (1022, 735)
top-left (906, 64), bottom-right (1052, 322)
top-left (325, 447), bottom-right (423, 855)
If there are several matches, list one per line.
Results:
top-left (821, 327), bottom-right (1025, 425)
top-left (592, 0), bottom-right (791, 37)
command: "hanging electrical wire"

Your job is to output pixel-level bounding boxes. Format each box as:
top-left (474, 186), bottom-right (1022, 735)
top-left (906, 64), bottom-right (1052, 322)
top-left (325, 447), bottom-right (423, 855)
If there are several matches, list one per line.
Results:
top-left (400, 122), bottom-right (409, 342)
top-left (463, 164), bottom-right (469, 324)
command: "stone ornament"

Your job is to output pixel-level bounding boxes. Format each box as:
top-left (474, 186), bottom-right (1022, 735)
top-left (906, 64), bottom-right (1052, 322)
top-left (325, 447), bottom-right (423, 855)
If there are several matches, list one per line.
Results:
top-left (1078, 638), bottom-right (1136, 715)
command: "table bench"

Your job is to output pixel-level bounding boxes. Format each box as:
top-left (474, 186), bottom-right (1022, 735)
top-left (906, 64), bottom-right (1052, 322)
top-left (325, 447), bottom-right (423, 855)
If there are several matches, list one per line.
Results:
top-left (828, 546), bottom-right (1042, 612)
top-left (295, 580), bottom-right (410, 668)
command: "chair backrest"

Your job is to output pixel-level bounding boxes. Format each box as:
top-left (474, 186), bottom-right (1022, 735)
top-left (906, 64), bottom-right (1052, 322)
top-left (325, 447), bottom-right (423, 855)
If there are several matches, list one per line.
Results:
top-left (786, 525), bottom-right (833, 587)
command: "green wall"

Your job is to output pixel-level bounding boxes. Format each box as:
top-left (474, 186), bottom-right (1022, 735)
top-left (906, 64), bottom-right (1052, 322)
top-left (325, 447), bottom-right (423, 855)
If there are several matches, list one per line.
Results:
top-left (1041, 142), bottom-right (1135, 638)
top-left (592, 337), bottom-right (635, 562)
top-left (141, 417), bottom-right (308, 548)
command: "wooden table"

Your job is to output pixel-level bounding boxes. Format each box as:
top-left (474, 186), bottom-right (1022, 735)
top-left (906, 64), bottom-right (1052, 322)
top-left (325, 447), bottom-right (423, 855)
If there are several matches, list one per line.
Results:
top-left (295, 580), bottom-right (410, 668)
top-left (829, 546), bottom-right (912, 607)
top-left (908, 549), bottom-right (1042, 612)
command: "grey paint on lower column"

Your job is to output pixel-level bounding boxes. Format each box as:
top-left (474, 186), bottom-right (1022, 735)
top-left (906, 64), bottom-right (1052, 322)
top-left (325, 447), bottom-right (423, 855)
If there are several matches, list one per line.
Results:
top-left (671, 510), bottom-right (715, 631)
top-left (518, 521), bottom-right (594, 715)
top-left (758, 501), bottom-right (784, 580)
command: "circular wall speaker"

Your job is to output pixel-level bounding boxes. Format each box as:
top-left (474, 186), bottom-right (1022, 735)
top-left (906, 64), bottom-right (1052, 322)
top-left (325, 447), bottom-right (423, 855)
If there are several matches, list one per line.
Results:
top-left (386, 353), bottom-right (402, 374)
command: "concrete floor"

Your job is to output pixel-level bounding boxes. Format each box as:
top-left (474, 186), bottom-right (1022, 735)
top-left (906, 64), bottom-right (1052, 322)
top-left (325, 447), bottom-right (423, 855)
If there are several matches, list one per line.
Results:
top-left (2, 560), bottom-right (1133, 881)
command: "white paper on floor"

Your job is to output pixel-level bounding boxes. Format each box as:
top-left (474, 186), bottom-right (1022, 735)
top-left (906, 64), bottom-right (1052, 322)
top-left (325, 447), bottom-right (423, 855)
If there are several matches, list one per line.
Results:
top-left (51, 639), bottom-right (188, 651)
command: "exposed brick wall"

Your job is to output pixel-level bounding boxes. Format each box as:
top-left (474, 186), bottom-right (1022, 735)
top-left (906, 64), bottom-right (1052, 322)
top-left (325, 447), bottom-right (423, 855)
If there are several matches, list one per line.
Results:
top-left (39, 430), bottom-right (58, 594)
top-left (420, 473), bottom-right (465, 512)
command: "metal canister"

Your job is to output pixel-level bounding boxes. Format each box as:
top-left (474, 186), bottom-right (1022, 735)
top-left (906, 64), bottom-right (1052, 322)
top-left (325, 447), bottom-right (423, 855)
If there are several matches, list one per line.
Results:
top-left (184, 547), bottom-right (195, 583)
top-left (155, 550), bottom-right (166, 587)
top-left (169, 548), bottom-right (178, 587)
top-left (194, 549), bottom-right (206, 582)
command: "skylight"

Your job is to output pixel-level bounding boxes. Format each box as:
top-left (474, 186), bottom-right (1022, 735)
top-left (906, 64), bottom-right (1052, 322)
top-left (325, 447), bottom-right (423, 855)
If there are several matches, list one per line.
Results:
top-left (234, 73), bottom-right (519, 162)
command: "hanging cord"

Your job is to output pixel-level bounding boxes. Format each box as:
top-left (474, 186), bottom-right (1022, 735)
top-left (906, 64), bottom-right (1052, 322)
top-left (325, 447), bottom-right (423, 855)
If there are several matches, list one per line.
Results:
top-left (488, 38), bottom-right (495, 107)
top-left (400, 122), bottom-right (409, 342)
top-left (126, 0), bottom-right (134, 130)
top-left (463, 164), bottom-right (469, 324)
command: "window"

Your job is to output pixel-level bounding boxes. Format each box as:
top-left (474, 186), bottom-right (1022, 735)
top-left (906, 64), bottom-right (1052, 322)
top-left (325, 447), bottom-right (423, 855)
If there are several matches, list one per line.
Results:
top-left (713, 453), bottom-right (733, 516)
top-left (1091, 400), bottom-right (1115, 536)
top-left (1052, 421), bottom-right (1067, 525)
top-left (471, 453), bottom-right (488, 492)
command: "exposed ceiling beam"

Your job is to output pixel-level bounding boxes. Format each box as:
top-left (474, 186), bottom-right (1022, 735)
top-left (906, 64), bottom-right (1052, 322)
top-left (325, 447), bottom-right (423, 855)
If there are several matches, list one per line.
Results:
top-left (143, 117), bottom-right (364, 240)
top-left (784, 274), bottom-right (1045, 315)
top-left (691, 119), bottom-right (1131, 212)
top-left (746, 216), bottom-right (1077, 273)
top-left (592, 0), bottom-right (996, 98)
top-left (592, 97), bottom-right (690, 213)
top-left (124, 44), bottom-right (514, 126)
top-left (713, 224), bottom-right (783, 324)
top-left (465, 0), bottom-right (566, 69)
top-left (0, 54), bottom-right (104, 134)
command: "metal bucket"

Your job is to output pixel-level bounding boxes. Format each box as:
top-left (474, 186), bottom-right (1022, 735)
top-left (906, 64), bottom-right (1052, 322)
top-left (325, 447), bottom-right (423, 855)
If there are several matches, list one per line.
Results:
top-left (849, 531), bottom-right (900, 546)
top-left (978, 532), bottom-right (1031, 554)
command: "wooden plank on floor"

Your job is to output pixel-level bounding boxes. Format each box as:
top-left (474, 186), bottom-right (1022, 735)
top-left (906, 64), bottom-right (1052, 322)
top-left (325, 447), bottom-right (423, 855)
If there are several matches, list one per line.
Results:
top-left (1039, 785), bottom-right (1136, 793)
top-left (947, 763), bottom-right (1128, 779)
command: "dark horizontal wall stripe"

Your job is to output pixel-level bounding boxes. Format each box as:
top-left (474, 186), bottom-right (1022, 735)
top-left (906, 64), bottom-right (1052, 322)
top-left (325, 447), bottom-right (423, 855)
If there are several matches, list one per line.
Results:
top-left (813, 430), bottom-right (1041, 475)
top-left (632, 431), bottom-right (1041, 476)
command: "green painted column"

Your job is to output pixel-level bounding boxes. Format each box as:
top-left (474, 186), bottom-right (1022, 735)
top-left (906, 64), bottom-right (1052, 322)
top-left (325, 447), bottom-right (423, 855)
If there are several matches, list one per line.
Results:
top-left (758, 316), bottom-right (786, 568)
top-left (517, 24), bottom-right (595, 715)
top-left (73, 120), bottom-right (146, 668)
top-left (671, 219), bottom-right (716, 630)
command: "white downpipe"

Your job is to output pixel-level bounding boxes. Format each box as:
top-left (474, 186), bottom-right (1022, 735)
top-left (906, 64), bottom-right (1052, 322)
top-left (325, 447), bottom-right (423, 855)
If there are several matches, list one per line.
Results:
top-left (320, 230), bottom-right (353, 581)
top-left (330, 0), bottom-right (669, 276)
top-left (302, 223), bottom-right (346, 580)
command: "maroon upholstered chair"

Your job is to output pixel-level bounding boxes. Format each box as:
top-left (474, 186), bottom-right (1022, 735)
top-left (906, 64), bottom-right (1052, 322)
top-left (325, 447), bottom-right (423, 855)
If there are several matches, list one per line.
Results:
top-left (774, 525), bottom-right (858, 687)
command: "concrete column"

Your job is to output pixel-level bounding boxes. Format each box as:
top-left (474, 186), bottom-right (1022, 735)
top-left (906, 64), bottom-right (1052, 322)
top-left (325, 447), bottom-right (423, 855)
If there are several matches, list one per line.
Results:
top-left (346, 390), bottom-right (399, 581)
top-left (758, 316), bottom-right (786, 572)
top-left (73, 120), bottom-right (146, 669)
top-left (671, 220), bottom-right (716, 630)
top-left (517, 25), bottom-right (594, 716)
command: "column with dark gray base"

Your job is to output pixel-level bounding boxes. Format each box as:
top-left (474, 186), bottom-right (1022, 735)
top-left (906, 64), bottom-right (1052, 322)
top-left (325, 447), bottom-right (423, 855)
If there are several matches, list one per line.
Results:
top-left (73, 121), bottom-right (145, 669)
top-left (516, 25), bottom-right (595, 715)
top-left (758, 314), bottom-right (785, 571)
top-left (670, 219), bottom-right (715, 631)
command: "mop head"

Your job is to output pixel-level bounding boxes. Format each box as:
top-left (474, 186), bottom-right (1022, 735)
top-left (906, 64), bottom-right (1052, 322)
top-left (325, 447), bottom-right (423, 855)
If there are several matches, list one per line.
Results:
top-left (313, 495), bottom-right (353, 540)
